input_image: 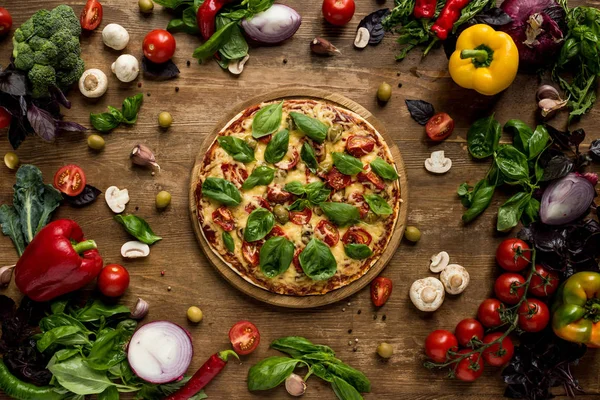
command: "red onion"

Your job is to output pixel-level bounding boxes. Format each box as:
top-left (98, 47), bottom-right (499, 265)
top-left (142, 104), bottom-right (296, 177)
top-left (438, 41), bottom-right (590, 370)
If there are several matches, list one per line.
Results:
top-left (540, 173), bottom-right (595, 225)
top-left (241, 4), bottom-right (301, 45)
top-left (127, 321), bottom-right (193, 384)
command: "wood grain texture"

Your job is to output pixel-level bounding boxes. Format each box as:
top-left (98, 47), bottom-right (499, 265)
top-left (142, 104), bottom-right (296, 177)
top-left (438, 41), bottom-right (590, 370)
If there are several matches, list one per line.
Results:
top-left (1, 0), bottom-right (599, 399)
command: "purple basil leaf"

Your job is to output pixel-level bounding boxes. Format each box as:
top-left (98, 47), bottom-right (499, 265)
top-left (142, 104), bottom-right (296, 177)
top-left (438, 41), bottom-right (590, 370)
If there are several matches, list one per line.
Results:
top-left (65, 185), bottom-right (101, 207)
top-left (27, 103), bottom-right (57, 142)
top-left (405, 100), bottom-right (435, 125)
top-left (141, 56), bottom-right (180, 80)
top-left (48, 85), bottom-right (72, 109)
top-left (7, 113), bottom-right (32, 150)
top-left (590, 139), bottom-right (600, 161)
top-left (0, 70), bottom-right (27, 96)
top-left (473, 7), bottom-right (512, 26)
top-left (18, 96), bottom-right (27, 116)
top-left (545, 124), bottom-right (571, 150)
top-left (540, 154), bottom-right (574, 181)
top-left (56, 120), bottom-right (87, 132)
top-left (569, 128), bottom-right (585, 147)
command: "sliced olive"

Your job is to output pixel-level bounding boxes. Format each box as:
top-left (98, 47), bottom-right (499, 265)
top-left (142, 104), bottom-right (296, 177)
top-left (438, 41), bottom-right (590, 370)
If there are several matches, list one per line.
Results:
top-left (365, 211), bottom-right (379, 224)
top-left (405, 226), bottom-right (421, 243)
top-left (377, 82), bottom-right (392, 103)
top-left (327, 125), bottom-right (343, 143)
top-left (318, 160), bottom-right (333, 174)
top-left (156, 191), bottom-right (172, 209)
top-left (273, 204), bottom-right (289, 224)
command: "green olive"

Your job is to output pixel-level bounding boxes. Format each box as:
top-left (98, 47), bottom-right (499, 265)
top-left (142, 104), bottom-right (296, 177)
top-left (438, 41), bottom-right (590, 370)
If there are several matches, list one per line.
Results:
top-left (377, 82), bottom-right (392, 103)
top-left (405, 226), bottom-right (421, 243)
top-left (364, 211), bottom-right (379, 224)
top-left (158, 112), bottom-right (173, 129)
top-left (327, 125), bottom-right (343, 143)
top-left (377, 342), bottom-right (394, 359)
top-left (87, 134), bottom-right (105, 151)
top-left (138, 0), bottom-right (154, 13)
top-left (156, 191), bottom-right (172, 209)
top-left (4, 152), bottom-right (19, 170)
top-left (273, 204), bottom-right (289, 224)
top-left (186, 306), bottom-right (203, 323)
top-left (318, 160), bottom-right (333, 174)
top-left (246, 137), bottom-right (258, 149)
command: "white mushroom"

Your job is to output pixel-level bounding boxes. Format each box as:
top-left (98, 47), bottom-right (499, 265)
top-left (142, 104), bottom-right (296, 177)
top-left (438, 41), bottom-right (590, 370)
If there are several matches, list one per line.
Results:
top-left (111, 54), bottom-right (139, 83)
top-left (102, 23), bottom-right (130, 50)
top-left (410, 277), bottom-right (445, 312)
top-left (440, 264), bottom-right (470, 295)
top-left (430, 251), bottom-right (450, 273)
top-left (425, 150), bottom-right (452, 174)
top-left (105, 186), bottom-right (130, 213)
top-left (121, 241), bottom-right (150, 258)
top-left (354, 27), bottom-right (370, 49)
top-left (228, 54), bottom-right (250, 75)
top-left (78, 69), bottom-right (108, 98)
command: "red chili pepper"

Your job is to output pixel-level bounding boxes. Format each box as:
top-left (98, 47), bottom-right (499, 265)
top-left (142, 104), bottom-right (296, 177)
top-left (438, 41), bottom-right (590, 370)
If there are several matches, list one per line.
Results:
top-left (414, 0), bottom-right (437, 19)
top-left (14, 219), bottom-right (103, 302)
top-left (197, 0), bottom-right (236, 40)
top-left (430, 0), bottom-right (470, 40)
top-left (165, 350), bottom-right (239, 400)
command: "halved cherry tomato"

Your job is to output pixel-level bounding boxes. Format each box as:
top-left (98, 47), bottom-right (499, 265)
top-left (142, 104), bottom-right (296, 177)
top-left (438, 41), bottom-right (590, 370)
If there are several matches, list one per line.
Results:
top-left (222, 163), bottom-right (248, 188)
top-left (53, 164), bottom-right (86, 196)
top-left (0, 7), bottom-right (13, 36)
top-left (143, 29), bottom-right (176, 64)
top-left (454, 318), bottom-right (484, 348)
top-left (357, 168), bottom-right (385, 190)
top-left (342, 226), bottom-right (372, 245)
top-left (0, 107), bottom-right (11, 129)
top-left (242, 241), bottom-right (262, 266)
top-left (496, 238), bottom-right (530, 272)
top-left (346, 135), bottom-right (375, 157)
top-left (371, 277), bottom-right (392, 307)
top-left (258, 135), bottom-right (272, 144)
top-left (274, 150), bottom-right (299, 170)
top-left (289, 207), bottom-right (312, 225)
top-left (453, 349), bottom-right (484, 382)
top-left (424, 330), bottom-right (458, 363)
top-left (494, 273), bottom-right (526, 305)
top-left (518, 299), bottom-right (550, 333)
top-left (425, 112), bottom-right (454, 141)
top-left (212, 207), bottom-right (235, 231)
top-left (97, 264), bottom-right (129, 297)
top-left (528, 264), bottom-right (559, 297)
top-left (293, 248), bottom-right (303, 273)
top-left (267, 186), bottom-right (293, 204)
top-left (348, 193), bottom-right (370, 219)
top-left (80, 0), bottom-right (103, 31)
top-left (326, 167), bottom-right (352, 190)
top-left (322, 0), bottom-right (355, 26)
top-left (229, 321), bottom-right (260, 356)
top-left (482, 332), bottom-right (514, 367)
top-left (315, 220), bottom-right (339, 247)
top-left (245, 196), bottom-right (272, 213)
top-left (477, 298), bottom-right (503, 328)
top-left (267, 226), bottom-right (287, 238)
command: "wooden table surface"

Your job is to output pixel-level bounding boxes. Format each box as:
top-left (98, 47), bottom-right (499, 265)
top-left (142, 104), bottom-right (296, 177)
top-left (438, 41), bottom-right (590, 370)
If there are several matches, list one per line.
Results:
top-left (1, 1), bottom-right (599, 399)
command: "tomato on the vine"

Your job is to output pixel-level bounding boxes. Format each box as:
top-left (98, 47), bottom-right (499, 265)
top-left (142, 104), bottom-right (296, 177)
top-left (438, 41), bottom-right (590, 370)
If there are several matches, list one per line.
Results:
top-left (0, 7), bottom-right (12, 36)
top-left (425, 113), bottom-right (454, 141)
top-left (322, 0), bottom-right (355, 26)
top-left (482, 332), bottom-right (514, 367)
top-left (143, 29), bottom-right (176, 64)
top-left (0, 107), bottom-right (12, 129)
top-left (424, 330), bottom-right (458, 363)
top-left (528, 264), bottom-right (560, 297)
top-left (494, 273), bottom-right (526, 305)
top-left (453, 349), bottom-right (484, 382)
top-left (53, 165), bottom-right (86, 196)
top-left (229, 321), bottom-right (260, 355)
top-left (477, 298), bottom-right (503, 328)
top-left (371, 277), bottom-right (393, 307)
top-left (80, 0), bottom-right (102, 31)
top-left (518, 299), bottom-right (550, 333)
top-left (97, 264), bottom-right (129, 297)
top-left (455, 318), bottom-right (484, 348)
top-left (496, 238), bottom-right (530, 272)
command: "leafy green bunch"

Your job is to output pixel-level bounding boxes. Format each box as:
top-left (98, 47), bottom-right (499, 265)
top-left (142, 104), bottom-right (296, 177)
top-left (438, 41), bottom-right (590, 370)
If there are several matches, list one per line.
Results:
top-left (12, 5), bottom-right (85, 98)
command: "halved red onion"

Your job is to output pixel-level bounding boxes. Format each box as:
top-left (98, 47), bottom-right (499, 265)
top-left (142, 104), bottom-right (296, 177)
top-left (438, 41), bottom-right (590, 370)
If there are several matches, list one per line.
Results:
top-left (540, 173), bottom-right (595, 225)
top-left (127, 321), bottom-right (193, 384)
top-left (241, 4), bottom-right (301, 45)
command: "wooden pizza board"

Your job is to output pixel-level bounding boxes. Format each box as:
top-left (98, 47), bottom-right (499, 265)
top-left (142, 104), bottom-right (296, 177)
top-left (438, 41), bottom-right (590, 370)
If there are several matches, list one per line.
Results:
top-left (188, 87), bottom-right (409, 308)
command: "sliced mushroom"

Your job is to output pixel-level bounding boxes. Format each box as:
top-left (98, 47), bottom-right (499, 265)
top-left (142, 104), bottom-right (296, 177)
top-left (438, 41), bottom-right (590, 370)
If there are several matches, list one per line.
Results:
top-left (105, 186), bottom-right (130, 213)
top-left (354, 27), bottom-right (370, 49)
top-left (429, 251), bottom-right (450, 273)
top-left (228, 54), bottom-right (250, 75)
top-left (440, 264), bottom-right (470, 295)
top-left (410, 277), bottom-right (445, 312)
top-left (121, 241), bottom-right (150, 258)
top-left (425, 150), bottom-right (452, 174)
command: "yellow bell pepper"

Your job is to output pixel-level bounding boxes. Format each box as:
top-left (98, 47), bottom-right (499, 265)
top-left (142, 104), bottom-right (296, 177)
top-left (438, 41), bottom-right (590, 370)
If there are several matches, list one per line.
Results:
top-left (449, 24), bottom-right (519, 96)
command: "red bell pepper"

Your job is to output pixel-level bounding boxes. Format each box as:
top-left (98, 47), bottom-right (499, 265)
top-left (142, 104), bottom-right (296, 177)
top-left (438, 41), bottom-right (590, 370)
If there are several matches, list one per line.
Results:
top-left (197, 0), bottom-right (236, 40)
top-left (431, 0), bottom-right (470, 40)
top-left (14, 219), bottom-right (103, 302)
top-left (414, 0), bottom-right (437, 19)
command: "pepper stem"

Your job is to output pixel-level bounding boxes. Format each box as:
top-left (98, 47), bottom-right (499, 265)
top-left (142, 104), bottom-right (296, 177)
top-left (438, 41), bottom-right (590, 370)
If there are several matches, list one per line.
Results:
top-left (218, 349), bottom-right (240, 362)
top-left (460, 49), bottom-right (489, 63)
top-left (72, 240), bottom-right (97, 253)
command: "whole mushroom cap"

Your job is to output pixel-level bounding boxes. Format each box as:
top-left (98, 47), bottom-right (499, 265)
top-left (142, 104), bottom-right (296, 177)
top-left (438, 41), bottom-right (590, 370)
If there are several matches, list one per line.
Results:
top-left (440, 264), bottom-right (470, 295)
top-left (410, 277), bottom-right (445, 312)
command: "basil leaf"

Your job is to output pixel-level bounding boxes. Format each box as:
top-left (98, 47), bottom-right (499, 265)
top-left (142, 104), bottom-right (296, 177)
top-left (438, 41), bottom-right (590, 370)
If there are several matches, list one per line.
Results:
top-left (260, 236), bottom-right (295, 278)
top-left (468, 115), bottom-right (501, 159)
top-left (167, 18), bottom-right (199, 34)
top-left (90, 110), bottom-right (122, 132)
top-left (495, 146), bottom-right (529, 182)
top-left (37, 326), bottom-right (89, 352)
top-left (320, 202), bottom-right (360, 227)
top-left (289, 112), bottom-right (328, 143)
top-left (98, 386), bottom-right (119, 400)
top-left (305, 181), bottom-right (330, 204)
top-left (48, 356), bottom-right (116, 395)
top-left (332, 152), bottom-right (363, 175)
top-left (284, 181), bottom-right (306, 196)
top-left (217, 136), bottom-right (255, 163)
top-left (252, 102), bottom-right (283, 138)
top-left (242, 166), bottom-right (275, 190)
top-left (223, 231), bottom-right (235, 252)
top-left (528, 125), bottom-right (550, 160)
top-left (193, 21), bottom-right (237, 61)
top-left (270, 337), bottom-right (335, 358)
top-left (114, 214), bottom-right (162, 245)
top-left (247, 357), bottom-right (302, 391)
top-left (301, 142), bottom-right (319, 173)
top-left (521, 197), bottom-right (540, 226)
top-left (497, 192), bottom-right (531, 232)
top-left (217, 16), bottom-right (248, 60)
top-left (288, 199), bottom-right (311, 211)
top-left (344, 244), bottom-right (373, 260)
top-left (244, 208), bottom-right (275, 242)
top-left (75, 299), bottom-right (130, 323)
top-left (331, 376), bottom-right (364, 400)
top-left (264, 129), bottom-right (289, 164)
top-left (86, 322), bottom-right (136, 370)
top-left (364, 194), bottom-right (392, 216)
top-left (504, 119), bottom-right (533, 155)
top-left (121, 93), bottom-right (144, 124)
top-left (370, 157), bottom-right (398, 180)
top-left (326, 362), bottom-right (371, 393)
top-left (202, 177), bottom-right (242, 206)
top-left (462, 179), bottom-right (495, 223)
top-left (405, 99), bottom-right (435, 125)
top-left (299, 238), bottom-right (337, 280)
top-left (312, 363), bottom-right (334, 382)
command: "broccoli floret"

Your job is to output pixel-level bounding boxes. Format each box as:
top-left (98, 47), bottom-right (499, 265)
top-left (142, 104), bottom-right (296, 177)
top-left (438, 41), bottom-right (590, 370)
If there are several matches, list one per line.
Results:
top-left (56, 58), bottom-right (84, 89)
top-left (28, 64), bottom-right (56, 98)
top-left (28, 37), bottom-right (58, 66)
top-left (13, 20), bottom-right (34, 43)
top-left (31, 10), bottom-right (55, 38)
top-left (13, 42), bottom-right (35, 71)
top-left (51, 5), bottom-right (81, 37)
top-left (50, 29), bottom-right (80, 59)
top-left (58, 53), bottom-right (79, 70)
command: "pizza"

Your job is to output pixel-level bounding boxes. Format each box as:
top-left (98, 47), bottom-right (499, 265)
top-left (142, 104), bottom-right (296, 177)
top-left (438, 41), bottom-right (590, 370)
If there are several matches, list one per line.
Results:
top-left (193, 99), bottom-right (402, 295)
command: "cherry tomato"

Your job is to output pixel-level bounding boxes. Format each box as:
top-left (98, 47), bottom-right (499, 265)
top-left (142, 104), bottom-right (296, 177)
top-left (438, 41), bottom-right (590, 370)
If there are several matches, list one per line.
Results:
top-left (518, 299), bottom-right (550, 333)
top-left (454, 318), bottom-right (484, 348)
top-left (267, 185), bottom-right (293, 204)
top-left (242, 241), bottom-right (262, 266)
top-left (274, 150), bottom-right (299, 170)
top-left (212, 206), bottom-right (235, 231)
top-left (482, 332), bottom-right (514, 367)
top-left (245, 196), bottom-right (272, 213)
top-left (453, 349), bottom-right (484, 382)
top-left (342, 227), bottom-right (372, 245)
top-left (258, 135), bottom-right (272, 144)
top-left (371, 277), bottom-right (393, 307)
top-left (424, 330), bottom-right (458, 363)
top-left (425, 113), bottom-right (454, 141)
top-left (315, 220), bottom-right (339, 247)
top-left (143, 29), bottom-right (176, 64)
top-left (346, 135), bottom-right (375, 157)
top-left (229, 321), bottom-right (260, 355)
top-left (293, 248), bottom-right (303, 273)
top-left (357, 168), bottom-right (385, 190)
top-left (0, 107), bottom-right (11, 129)
top-left (477, 298), bottom-right (503, 328)
top-left (289, 207), bottom-right (312, 225)
top-left (267, 226), bottom-right (287, 238)
top-left (221, 163), bottom-right (248, 188)
top-left (322, 0), bottom-right (355, 26)
top-left (496, 238), bottom-right (530, 272)
top-left (0, 7), bottom-right (12, 36)
top-left (80, 0), bottom-right (103, 31)
top-left (494, 273), bottom-right (526, 305)
top-left (528, 264), bottom-right (560, 297)
top-left (53, 164), bottom-right (86, 196)
top-left (97, 264), bottom-right (129, 297)
top-left (326, 167), bottom-right (352, 190)
top-left (348, 193), bottom-right (370, 219)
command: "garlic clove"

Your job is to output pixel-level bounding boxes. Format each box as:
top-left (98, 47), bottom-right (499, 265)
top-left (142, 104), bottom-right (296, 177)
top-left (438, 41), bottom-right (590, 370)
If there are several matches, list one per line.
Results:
top-left (121, 241), bottom-right (150, 258)
top-left (311, 37), bottom-right (341, 56)
top-left (539, 98), bottom-right (568, 118)
top-left (131, 144), bottom-right (160, 170)
top-left (131, 298), bottom-right (149, 319)
top-left (285, 373), bottom-right (307, 397)
top-left (425, 150), bottom-right (452, 174)
top-left (105, 186), bottom-right (130, 214)
top-left (536, 84), bottom-right (560, 101)
top-left (0, 264), bottom-right (15, 287)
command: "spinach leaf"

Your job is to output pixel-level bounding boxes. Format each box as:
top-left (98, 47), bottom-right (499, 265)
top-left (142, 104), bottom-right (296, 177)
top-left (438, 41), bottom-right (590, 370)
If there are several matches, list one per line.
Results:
top-left (252, 102), bottom-right (283, 138)
top-left (528, 125), bottom-right (550, 160)
top-left (167, 18), bottom-right (199, 34)
top-left (405, 100), bottom-right (434, 125)
top-left (40, 313), bottom-right (89, 333)
top-left (288, 199), bottom-right (311, 211)
top-left (98, 386), bottom-right (119, 400)
top-left (270, 337), bottom-right (335, 358)
top-left (495, 146), bottom-right (529, 182)
top-left (247, 357), bottom-right (302, 391)
top-left (114, 214), bottom-right (162, 245)
top-left (364, 194), bottom-right (392, 216)
top-left (344, 244), bottom-right (373, 260)
top-left (260, 236), bottom-right (295, 278)
top-left (370, 157), bottom-right (398, 180)
top-left (244, 208), bottom-right (275, 242)
top-left (37, 326), bottom-right (89, 352)
top-left (217, 17), bottom-right (248, 61)
top-left (48, 356), bottom-right (121, 395)
top-left (217, 136), bottom-right (255, 163)
top-left (462, 179), bottom-right (495, 223)
top-left (320, 202), bottom-right (360, 227)
top-left (136, 377), bottom-right (207, 400)
top-left (331, 376), bottom-right (364, 400)
top-left (284, 181), bottom-right (306, 196)
top-left (504, 119), bottom-right (533, 155)
top-left (122, 93), bottom-right (144, 124)
top-left (0, 205), bottom-right (25, 256)
top-left (326, 362), bottom-right (371, 393)
top-left (75, 299), bottom-right (130, 323)
top-left (332, 152), bottom-right (363, 175)
top-left (289, 112), bottom-right (328, 143)
top-left (299, 238), bottom-right (337, 280)
top-left (248, 0), bottom-right (274, 15)
top-left (301, 142), bottom-right (319, 173)
top-left (86, 322), bottom-right (136, 371)
top-left (264, 129), bottom-right (289, 164)
top-left (202, 177), bottom-right (242, 206)
top-left (223, 231), bottom-right (235, 252)
top-left (468, 115), bottom-right (501, 159)
top-left (193, 20), bottom-right (237, 61)
top-left (305, 181), bottom-right (330, 204)
top-left (151, 0), bottom-right (192, 7)
top-left (242, 166), bottom-right (275, 190)
top-left (497, 192), bottom-right (531, 232)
